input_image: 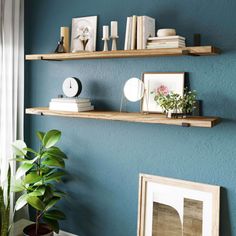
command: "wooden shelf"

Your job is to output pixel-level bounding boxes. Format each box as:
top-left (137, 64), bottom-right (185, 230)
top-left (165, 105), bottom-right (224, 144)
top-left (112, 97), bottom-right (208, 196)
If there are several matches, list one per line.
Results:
top-left (25, 107), bottom-right (221, 128)
top-left (25, 46), bottom-right (220, 61)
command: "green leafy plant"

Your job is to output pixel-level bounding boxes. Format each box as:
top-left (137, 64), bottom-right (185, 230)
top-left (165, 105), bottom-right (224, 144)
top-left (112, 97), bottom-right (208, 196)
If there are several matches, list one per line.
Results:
top-left (152, 86), bottom-right (197, 116)
top-left (0, 167), bottom-right (11, 236)
top-left (12, 130), bottom-right (67, 234)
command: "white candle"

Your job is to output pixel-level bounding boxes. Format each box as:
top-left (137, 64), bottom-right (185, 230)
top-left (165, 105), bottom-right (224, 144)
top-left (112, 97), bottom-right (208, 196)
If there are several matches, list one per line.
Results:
top-left (111, 21), bottom-right (118, 37)
top-left (103, 25), bottom-right (109, 39)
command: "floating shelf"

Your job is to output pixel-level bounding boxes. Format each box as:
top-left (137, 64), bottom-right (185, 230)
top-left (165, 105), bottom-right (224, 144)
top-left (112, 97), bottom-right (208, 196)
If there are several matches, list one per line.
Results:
top-left (25, 107), bottom-right (220, 128)
top-left (25, 46), bottom-right (220, 61)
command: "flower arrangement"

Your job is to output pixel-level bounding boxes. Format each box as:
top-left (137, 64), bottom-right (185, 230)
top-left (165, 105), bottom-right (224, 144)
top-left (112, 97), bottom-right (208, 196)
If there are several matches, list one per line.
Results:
top-left (152, 85), bottom-right (197, 118)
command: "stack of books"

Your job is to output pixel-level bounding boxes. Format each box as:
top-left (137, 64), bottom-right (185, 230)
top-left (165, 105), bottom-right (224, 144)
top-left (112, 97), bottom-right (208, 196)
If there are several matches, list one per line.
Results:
top-left (49, 98), bottom-right (94, 112)
top-left (124, 15), bottom-right (155, 50)
top-left (146, 36), bottom-right (186, 49)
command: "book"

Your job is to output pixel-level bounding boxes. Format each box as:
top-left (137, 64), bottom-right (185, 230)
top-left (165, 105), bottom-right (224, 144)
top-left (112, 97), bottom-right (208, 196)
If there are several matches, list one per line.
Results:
top-left (131, 15), bottom-right (137, 50)
top-left (51, 98), bottom-right (90, 103)
top-left (124, 17), bottom-right (132, 50)
top-left (50, 101), bottom-right (91, 107)
top-left (49, 102), bottom-right (94, 112)
top-left (146, 44), bottom-right (186, 49)
top-left (137, 16), bottom-right (142, 50)
top-left (147, 41), bottom-right (185, 46)
top-left (148, 35), bottom-right (186, 41)
top-left (142, 16), bottom-right (155, 49)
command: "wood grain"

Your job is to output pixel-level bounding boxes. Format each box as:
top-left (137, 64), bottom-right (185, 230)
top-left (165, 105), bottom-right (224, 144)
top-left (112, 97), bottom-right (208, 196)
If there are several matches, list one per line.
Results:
top-left (25, 107), bottom-right (220, 128)
top-left (25, 46), bottom-right (220, 61)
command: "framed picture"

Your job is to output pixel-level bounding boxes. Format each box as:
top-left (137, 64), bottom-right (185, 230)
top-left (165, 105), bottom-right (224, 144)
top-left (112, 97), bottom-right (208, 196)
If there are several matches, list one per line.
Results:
top-left (141, 72), bottom-right (185, 113)
top-left (71, 16), bottom-right (97, 52)
top-left (137, 174), bottom-right (220, 236)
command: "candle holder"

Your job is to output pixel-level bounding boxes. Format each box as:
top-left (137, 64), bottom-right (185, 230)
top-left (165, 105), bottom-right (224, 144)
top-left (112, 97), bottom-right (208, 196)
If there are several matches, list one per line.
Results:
top-left (102, 37), bottom-right (110, 51)
top-left (111, 36), bottom-right (119, 51)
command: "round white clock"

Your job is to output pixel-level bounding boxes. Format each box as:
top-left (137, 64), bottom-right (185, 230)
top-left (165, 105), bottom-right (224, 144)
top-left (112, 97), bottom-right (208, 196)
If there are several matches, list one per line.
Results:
top-left (62, 77), bottom-right (82, 98)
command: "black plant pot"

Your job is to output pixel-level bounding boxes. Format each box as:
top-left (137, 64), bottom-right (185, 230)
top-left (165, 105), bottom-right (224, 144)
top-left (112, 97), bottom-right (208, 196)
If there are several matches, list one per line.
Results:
top-left (23, 224), bottom-right (54, 236)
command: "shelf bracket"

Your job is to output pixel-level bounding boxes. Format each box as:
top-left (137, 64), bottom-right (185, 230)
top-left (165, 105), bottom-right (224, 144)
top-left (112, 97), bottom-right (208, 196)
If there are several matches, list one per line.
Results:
top-left (182, 50), bottom-right (200, 57)
top-left (40, 56), bottom-right (62, 61)
top-left (182, 122), bottom-right (191, 127)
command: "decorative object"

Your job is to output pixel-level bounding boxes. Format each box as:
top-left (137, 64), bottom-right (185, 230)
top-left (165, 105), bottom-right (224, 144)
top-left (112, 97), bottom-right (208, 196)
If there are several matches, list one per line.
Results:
top-left (120, 77), bottom-right (144, 112)
top-left (157, 28), bottom-right (176, 37)
top-left (60, 27), bottom-right (70, 52)
top-left (71, 16), bottom-right (97, 52)
top-left (194, 33), bottom-right (201, 46)
top-left (111, 21), bottom-right (118, 50)
top-left (12, 130), bottom-right (67, 235)
top-left (54, 37), bottom-right (65, 53)
top-left (141, 72), bottom-right (185, 113)
top-left (102, 25), bottom-right (109, 51)
top-left (137, 174), bottom-right (220, 236)
top-left (152, 88), bottom-right (197, 118)
top-left (62, 77), bottom-right (82, 98)
top-left (0, 166), bottom-right (11, 236)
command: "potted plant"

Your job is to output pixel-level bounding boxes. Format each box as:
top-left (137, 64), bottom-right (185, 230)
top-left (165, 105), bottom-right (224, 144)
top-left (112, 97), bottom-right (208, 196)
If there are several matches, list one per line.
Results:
top-left (0, 167), bottom-right (11, 236)
top-left (152, 86), bottom-right (197, 118)
top-left (12, 130), bottom-right (67, 236)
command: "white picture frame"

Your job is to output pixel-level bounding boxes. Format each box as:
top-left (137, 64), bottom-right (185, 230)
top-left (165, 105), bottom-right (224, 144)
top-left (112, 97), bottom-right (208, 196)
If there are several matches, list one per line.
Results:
top-left (71, 16), bottom-right (97, 52)
top-left (137, 174), bottom-right (220, 236)
top-left (141, 72), bottom-right (185, 113)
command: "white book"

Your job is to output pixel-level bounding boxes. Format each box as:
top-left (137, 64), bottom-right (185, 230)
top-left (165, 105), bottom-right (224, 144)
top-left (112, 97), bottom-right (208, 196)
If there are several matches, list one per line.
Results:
top-left (50, 101), bottom-right (91, 107)
top-left (142, 16), bottom-right (155, 49)
top-left (131, 15), bottom-right (137, 50)
top-left (148, 35), bottom-right (186, 41)
top-left (146, 44), bottom-right (186, 49)
top-left (51, 98), bottom-right (90, 103)
top-left (148, 39), bottom-right (185, 44)
top-left (124, 17), bottom-right (132, 50)
top-left (147, 41), bottom-right (185, 46)
top-left (137, 16), bottom-right (142, 50)
top-left (49, 102), bottom-right (94, 112)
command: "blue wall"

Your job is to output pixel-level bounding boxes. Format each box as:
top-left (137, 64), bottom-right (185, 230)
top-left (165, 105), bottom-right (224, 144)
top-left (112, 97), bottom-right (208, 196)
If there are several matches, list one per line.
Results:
top-left (25, 0), bottom-right (236, 235)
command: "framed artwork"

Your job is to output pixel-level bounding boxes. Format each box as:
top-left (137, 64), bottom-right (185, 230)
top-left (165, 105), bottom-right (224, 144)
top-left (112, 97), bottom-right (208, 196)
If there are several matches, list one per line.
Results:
top-left (71, 16), bottom-right (97, 52)
top-left (141, 72), bottom-right (185, 113)
top-left (137, 174), bottom-right (220, 236)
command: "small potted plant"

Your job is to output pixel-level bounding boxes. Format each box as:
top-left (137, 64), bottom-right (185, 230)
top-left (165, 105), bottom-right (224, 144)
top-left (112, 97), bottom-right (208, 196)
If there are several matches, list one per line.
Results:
top-left (12, 130), bottom-right (67, 236)
top-left (152, 86), bottom-right (197, 118)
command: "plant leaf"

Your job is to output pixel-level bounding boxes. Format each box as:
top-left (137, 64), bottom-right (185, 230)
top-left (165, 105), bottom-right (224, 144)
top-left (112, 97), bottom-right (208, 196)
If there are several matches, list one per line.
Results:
top-left (47, 147), bottom-right (68, 159)
top-left (24, 172), bottom-right (42, 184)
top-left (12, 140), bottom-right (27, 156)
top-left (45, 197), bottom-right (60, 211)
top-left (27, 196), bottom-right (45, 211)
top-left (11, 179), bottom-right (25, 192)
top-left (36, 131), bottom-right (45, 142)
top-left (35, 186), bottom-right (46, 195)
top-left (44, 210), bottom-right (66, 220)
top-left (42, 217), bottom-right (59, 234)
top-left (45, 171), bottom-right (66, 183)
top-left (42, 157), bottom-right (65, 168)
top-left (16, 163), bottom-right (34, 179)
top-left (23, 147), bottom-right (38, 155)
top-left (42, 130), bottom-right (61, 149)
top-left (28, 190), bottom-right (44, 197)
top-left (15, 194), bottom-right (28, 211)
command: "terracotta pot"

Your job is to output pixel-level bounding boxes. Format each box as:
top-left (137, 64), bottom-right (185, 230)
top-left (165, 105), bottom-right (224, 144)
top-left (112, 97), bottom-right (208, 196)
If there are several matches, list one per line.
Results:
top-left (23, 224), bottom-right (53, 236)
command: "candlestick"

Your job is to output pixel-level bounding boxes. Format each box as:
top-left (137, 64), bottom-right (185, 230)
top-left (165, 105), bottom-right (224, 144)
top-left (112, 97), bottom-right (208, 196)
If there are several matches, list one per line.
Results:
top-left (60, 27), bottom-right (70, 52)
top-left (103, 25), bottom-right (109, 40)
top-left (102, 38), bottom-right (109, 51)
top-left (111, 36), bottom-right (119, 51)
top-left (111, 21), bottom-right (118, 38)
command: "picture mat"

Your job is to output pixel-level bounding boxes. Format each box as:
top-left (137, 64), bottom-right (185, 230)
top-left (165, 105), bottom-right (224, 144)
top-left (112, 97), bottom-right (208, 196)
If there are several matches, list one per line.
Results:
top-left (141, 73), bottom-right (185, 113)
top-left (71, 16), bottom-right (97, 52)
top-left (137, 174), bottom-right (220, 236)
top-left (145, 182), bottom-right (212, 236)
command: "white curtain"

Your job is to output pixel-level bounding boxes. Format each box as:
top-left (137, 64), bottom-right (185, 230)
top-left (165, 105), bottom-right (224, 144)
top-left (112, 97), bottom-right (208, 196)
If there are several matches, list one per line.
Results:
top-left (0, 0), bottom-right (25, 219)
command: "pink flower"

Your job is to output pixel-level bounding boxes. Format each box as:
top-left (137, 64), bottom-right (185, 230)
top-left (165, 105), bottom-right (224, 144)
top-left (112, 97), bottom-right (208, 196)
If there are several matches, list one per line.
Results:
top-left (156, 85), bottom-right (169, 96)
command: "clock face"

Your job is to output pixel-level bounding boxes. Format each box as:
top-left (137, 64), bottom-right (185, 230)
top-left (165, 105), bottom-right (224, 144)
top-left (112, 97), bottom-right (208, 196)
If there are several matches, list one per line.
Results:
top-left (62, 77), bottom-right (82, 98)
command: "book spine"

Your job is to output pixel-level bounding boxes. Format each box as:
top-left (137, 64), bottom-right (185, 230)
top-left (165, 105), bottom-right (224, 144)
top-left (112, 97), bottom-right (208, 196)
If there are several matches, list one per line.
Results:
top-left (131, 15), bottom-right (137, 50)
top-left (50, 101), bottom-right (91, 108)
top-left (142, 16), bottom-right (155, 49)
top-left (124, 17), bottom-right (130, 50)
top-left (137, 16), bottom-right (141, 50)
top-left (49, 103), bottom-right (94, 112)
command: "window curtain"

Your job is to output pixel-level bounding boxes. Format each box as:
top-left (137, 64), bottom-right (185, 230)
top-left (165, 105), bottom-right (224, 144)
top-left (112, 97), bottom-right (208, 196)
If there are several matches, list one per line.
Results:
top-left (0, 0), bottom-right (25, 219)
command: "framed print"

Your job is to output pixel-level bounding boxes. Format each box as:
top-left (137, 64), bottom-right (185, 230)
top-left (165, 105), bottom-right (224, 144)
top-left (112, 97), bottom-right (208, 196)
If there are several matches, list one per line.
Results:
top-left (71, 16), bottom-right (97, 52)
top-left (137, 174), bottom-right (220, 236)
top-left (141, 72), bottom-right (185, 113)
